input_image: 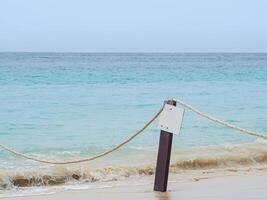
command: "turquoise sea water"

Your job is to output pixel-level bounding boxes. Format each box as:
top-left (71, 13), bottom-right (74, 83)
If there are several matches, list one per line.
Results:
top-left (0, 53), bottom-right (267, 193)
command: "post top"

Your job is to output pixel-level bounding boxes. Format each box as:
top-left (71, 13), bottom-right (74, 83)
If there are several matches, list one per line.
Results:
top-left (164, 99), bottom-right (176, 106)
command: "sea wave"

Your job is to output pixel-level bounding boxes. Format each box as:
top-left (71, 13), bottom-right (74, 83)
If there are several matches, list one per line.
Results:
top-left (1, 140), bottom-right (267, 188)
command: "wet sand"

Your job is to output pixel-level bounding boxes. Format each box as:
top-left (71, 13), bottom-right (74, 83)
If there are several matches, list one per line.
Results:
top-left (3, 172), bottom-right (267, 200)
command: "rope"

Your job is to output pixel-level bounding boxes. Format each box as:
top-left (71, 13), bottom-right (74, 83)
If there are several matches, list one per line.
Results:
top-left (0, 107), bottom-right (164, 164)
top-left (1, 98), bottom-right (266, 165)
top-left (173, 98), bottom-right (267, 140)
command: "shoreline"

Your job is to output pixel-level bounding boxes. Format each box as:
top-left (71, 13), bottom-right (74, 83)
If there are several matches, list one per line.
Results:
top-left (1, 142), bottom-right (267, 198)
top-left (2, 167), bottom-right (267, 199)
top-left (2, 171), bottom-right (267, 200)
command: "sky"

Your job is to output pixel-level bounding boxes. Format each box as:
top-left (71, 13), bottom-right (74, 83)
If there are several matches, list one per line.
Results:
top-left (0, 0), bottom-right (267, 52)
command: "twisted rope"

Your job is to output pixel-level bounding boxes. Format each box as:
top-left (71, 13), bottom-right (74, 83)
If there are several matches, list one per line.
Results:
top-left (0, 107), bottom-right (164, 164)
top-left (1, 98), bottom-right (266, 165)
top-left (174, 98), bottom-right (267, 140)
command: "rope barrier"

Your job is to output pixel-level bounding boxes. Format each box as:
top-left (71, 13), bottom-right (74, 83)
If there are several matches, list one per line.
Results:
top-left (173, 98), bottom-right (267, 140)
top-left (0, 98), bottom-right (266, 165)
top-left (0, 107), bottom-right (164, 164)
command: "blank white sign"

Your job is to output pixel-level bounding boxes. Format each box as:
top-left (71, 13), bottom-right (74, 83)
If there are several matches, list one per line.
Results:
top-left (158, 104), bottom-right (184, 135)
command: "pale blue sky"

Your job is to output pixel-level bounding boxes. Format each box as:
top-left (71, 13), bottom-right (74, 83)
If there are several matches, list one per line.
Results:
top-left (0, 0), bottom-right (267, 52)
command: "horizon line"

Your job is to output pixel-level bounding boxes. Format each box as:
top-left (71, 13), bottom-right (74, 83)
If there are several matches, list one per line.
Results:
top-left (0, 51), bottom-right (267, 54)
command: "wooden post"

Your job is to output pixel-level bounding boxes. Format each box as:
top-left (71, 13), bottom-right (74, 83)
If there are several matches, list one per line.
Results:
top-left (154, 99), bottom-right (176, 192)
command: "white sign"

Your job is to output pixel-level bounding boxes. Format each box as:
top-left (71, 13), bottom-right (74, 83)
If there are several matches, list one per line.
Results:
top-left (158, 104), bottom-right (184, 135)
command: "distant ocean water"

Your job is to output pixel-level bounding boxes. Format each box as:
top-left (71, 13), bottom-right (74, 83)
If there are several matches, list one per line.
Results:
top-left (0, 53), bottom-right (267, 195)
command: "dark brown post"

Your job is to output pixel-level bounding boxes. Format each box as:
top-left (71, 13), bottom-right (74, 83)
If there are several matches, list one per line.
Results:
top-left (154, 99), bottom-right (176, 192)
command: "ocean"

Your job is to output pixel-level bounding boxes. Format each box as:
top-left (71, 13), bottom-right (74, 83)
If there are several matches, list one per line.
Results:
top-left (0, 53), bottom-right (267, 196)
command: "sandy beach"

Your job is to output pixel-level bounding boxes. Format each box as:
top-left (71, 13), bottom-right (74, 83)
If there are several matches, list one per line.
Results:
top-left (2, 168), bottom-right (267, 200)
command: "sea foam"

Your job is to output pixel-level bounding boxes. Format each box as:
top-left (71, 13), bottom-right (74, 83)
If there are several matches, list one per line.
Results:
top-left (1, 141), bottom-right (267, 189)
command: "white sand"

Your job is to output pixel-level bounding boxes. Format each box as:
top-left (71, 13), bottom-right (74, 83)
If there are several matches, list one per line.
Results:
top-left (3, 172), bottom-right (267, 200)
